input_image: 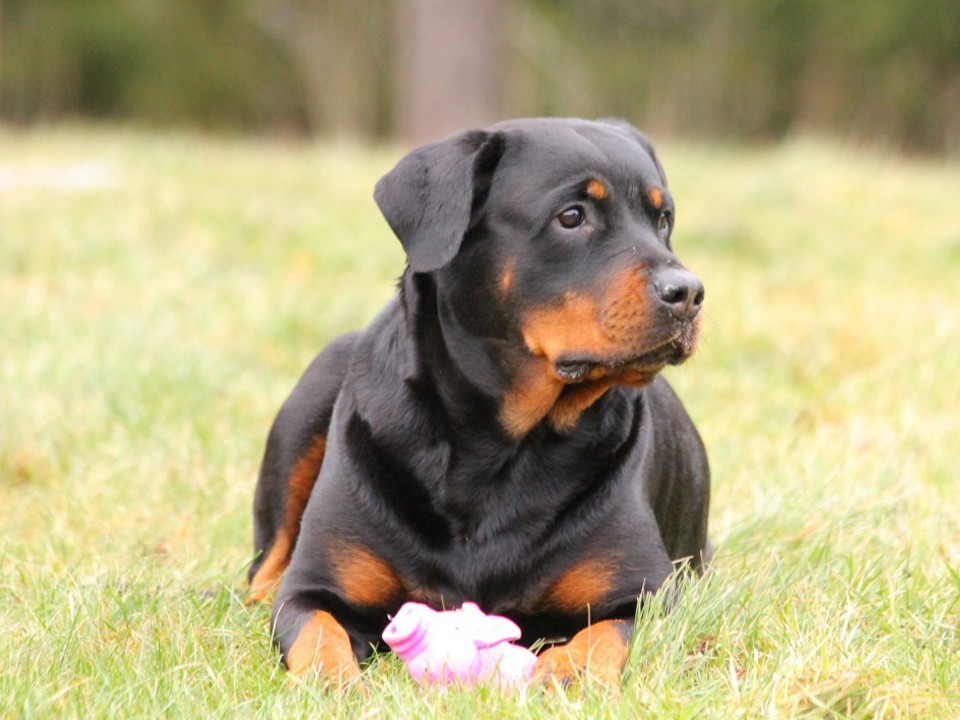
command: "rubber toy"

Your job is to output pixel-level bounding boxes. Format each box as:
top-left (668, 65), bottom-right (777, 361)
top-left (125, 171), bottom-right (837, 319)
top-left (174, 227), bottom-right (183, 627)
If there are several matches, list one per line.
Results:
top-left (382, 601), bottom-right (538, 689)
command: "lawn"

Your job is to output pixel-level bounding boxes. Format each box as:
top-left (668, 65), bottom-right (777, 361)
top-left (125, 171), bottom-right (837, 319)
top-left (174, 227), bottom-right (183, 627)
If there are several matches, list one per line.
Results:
top-left (1, 125), bottom-right (958, 718)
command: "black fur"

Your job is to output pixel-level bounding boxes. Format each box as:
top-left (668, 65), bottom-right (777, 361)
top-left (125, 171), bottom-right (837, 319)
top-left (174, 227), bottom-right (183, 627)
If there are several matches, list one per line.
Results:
top-left (251, 118), bottom-right (710, 674)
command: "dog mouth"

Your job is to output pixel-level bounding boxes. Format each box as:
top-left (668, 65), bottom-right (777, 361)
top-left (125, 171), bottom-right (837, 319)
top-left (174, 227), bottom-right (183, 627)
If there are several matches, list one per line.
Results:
top-left (554, 334), bottom-right (692, 384)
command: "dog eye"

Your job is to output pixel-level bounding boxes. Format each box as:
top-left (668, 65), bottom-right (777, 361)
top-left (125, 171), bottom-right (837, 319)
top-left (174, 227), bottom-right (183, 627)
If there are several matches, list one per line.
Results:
top-left (657, 211), bottom-right (672, 238)
top-left (557, 206), bottom-right (586, 229)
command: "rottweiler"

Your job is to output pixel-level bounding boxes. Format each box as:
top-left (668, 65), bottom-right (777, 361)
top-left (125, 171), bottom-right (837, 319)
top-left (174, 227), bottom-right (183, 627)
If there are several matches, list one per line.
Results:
top-left (249, 117), bottom-right (710, 688)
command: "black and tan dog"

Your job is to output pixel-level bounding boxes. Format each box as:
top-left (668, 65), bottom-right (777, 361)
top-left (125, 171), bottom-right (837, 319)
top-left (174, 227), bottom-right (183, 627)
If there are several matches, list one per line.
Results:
top-left (249, 118), bottom-right (710, 688)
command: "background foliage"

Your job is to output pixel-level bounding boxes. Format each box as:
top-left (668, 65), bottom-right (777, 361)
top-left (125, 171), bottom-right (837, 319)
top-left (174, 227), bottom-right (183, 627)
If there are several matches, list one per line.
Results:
top-left (3, 0), bottom-right (960, 153)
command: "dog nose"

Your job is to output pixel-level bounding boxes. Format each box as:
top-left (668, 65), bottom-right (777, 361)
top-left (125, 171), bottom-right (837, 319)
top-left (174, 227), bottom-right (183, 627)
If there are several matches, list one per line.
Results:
top-left (652, 267), bottom-right (704, 320)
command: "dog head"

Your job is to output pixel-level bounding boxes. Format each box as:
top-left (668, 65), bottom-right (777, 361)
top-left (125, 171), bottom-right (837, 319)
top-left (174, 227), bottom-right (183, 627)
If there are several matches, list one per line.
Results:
top-left (375, 118), bottom-right (703, 436)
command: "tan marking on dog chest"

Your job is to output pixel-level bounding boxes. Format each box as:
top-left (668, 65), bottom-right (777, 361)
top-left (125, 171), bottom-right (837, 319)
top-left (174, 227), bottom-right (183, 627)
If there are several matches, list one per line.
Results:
top-left (500, 357), bottom-right (564, 437)
top-left (542, 558), bottom-right (618, 612)
top-left (547, 379), bottom-right (616, 431)
top-left (329, 542), bottom-right (403, 608)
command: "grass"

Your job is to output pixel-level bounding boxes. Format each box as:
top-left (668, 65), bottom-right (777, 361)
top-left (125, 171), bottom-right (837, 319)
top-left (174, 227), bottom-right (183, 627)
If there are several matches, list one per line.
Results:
top-left (1, 125), bottom-right (958, 718)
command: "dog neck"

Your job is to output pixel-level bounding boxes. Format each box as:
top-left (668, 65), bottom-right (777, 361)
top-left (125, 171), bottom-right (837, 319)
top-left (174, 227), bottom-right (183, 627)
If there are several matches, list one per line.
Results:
top-left (391, 269), bottom-right (643, 539)
top-left (401, 270), bottom-right (623, 440)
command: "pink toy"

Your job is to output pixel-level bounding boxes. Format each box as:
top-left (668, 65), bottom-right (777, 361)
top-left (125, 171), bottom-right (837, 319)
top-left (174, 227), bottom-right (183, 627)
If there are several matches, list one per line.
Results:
top-left (382, 601), bottom-right (538, 689)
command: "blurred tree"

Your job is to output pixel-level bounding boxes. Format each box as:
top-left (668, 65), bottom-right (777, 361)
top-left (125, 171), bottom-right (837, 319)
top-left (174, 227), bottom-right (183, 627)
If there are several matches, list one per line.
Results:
top-left (0, 0), bottom-right (309, 131)
top-left (1, 0), bottom-right (958, 154)
top-left (394, 0), bottom-right (504, 144)
top-left (253, 0), bottom-right (392, 137)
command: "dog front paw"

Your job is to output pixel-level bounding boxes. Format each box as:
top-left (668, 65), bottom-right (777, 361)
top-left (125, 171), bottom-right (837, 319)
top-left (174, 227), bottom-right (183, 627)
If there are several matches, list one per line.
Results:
top-left (533, 620), bottom-right (631, 691)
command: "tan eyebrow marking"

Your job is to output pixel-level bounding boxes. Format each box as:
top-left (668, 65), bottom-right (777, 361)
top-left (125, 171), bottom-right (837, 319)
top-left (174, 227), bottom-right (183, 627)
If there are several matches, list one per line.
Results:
top-left (647, 186), bottom-right (664, 210)
top-left (585, 179), bottom-right (608, 201)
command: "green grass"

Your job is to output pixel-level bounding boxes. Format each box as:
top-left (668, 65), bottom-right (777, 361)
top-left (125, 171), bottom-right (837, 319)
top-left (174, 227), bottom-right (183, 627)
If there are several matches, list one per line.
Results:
top-left (2, 125), bottom-right (959, 718)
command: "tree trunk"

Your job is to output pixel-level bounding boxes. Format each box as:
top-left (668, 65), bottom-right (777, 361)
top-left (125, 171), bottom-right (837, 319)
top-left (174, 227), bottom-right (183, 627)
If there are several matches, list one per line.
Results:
top-left (394, 0), bottom-right (503, 145)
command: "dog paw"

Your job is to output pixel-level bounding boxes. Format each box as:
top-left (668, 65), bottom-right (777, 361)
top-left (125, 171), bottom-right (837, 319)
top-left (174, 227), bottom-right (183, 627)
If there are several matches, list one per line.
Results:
top-left (533, 620), bottom-right (630, 691)
top-left (285, 610), bottom-right (363, 687)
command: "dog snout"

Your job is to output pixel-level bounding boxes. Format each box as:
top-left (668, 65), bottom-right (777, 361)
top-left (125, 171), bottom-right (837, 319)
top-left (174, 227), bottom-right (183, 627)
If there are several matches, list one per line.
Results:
top-left (651, 267), bottom-right (704, 321)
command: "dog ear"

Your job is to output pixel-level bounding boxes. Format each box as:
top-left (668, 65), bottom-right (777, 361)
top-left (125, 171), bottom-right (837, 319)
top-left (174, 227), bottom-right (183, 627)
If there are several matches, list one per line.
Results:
top-left (374, 130), bottom-right (506, 273)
